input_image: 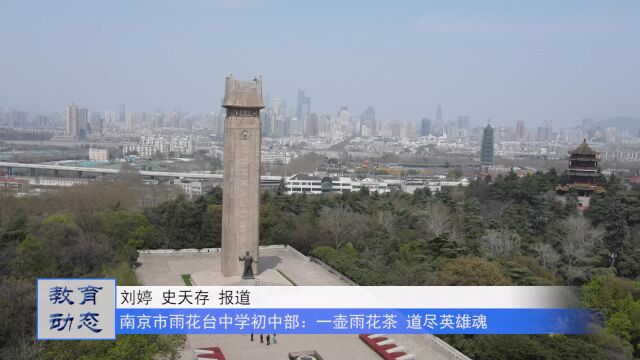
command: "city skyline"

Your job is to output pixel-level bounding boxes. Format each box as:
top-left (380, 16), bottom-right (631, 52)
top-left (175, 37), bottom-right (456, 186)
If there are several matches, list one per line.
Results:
top-left (1, 1), bottom-right (639, 126)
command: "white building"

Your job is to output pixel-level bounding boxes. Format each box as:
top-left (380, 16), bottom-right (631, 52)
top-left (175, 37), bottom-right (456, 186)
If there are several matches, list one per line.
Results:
top-left (17, 177), bottom-right (90, 187)
top-left (284, 173), bottom-right (389, 194)
top-left (261, 150), bottom-right (295, 164)
top-left (122, 135), bottom-right (195, 157)
top-left (88, 148), bottom-right (109, 161)
top-left (352, 177), bottom-right (389, 193)
top-left (173, 178), bottom-right (213, 197)
top-left (401, 176), bottom-right (470, 194)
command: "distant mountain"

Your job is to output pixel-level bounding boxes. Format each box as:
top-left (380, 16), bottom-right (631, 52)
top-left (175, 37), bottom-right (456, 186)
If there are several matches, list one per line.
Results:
top-left (593, 116), bottom-right (640, 133)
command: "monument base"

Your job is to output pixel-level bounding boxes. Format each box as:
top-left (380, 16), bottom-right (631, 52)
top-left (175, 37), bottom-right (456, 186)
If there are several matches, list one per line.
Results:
top-left (242, 278), bottom-right (257, 286)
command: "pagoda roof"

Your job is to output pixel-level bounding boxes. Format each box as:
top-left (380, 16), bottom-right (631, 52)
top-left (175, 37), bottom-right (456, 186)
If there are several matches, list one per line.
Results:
top-left (569, 139), bottom-right (598, 156)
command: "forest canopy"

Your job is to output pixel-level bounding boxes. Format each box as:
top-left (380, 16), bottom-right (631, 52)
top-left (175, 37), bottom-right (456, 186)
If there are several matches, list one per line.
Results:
top-left (1, 169), bottom-right (639, 359)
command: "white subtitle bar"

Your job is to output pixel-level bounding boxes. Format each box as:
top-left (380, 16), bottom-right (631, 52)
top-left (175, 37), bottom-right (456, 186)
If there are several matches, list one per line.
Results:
top-left (117, 286), bottom-right (579, 309)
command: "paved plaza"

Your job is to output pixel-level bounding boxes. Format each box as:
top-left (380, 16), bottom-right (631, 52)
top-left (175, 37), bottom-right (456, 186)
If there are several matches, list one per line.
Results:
top-left (135, 247), bottom-right (467, 360)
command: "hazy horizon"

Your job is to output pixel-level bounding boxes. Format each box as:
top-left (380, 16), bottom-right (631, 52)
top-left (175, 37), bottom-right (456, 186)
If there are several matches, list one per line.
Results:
top-left (1, 0), bottom-right (639, 127)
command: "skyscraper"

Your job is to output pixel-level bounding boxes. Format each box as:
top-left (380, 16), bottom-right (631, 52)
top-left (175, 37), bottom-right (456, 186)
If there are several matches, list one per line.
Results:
top-left (260, 111), bottom-right (269, 135)
top-left (296, 89), bottom-right (311, 130)
top-left (105, 110), bottom-right (116, 125)
top-left (126, 112), bottom-right (135, 130)
top-left (480, 124), bottom-right (495, 166)
top-left (272, 97), bottom-right (282, 116)
top-left (457, 116), bottom-right (470, 131)
top-left (66, 103), bottom-right (78, 136)
top-left (90, 117), bottom-right (103, 135)
top-left (66, 103), bottom-right (89, 139)
top-left (420, 118), bottom-right (432, 137)
top-left (515, 121), bottom-right (526, 140)
top-left (77, 107), bottom-right (88, 139)
top-left (536, 126), bottom-right (546, 141)
top-left (360, 106), bottom-right (376, 136)
top-left (435, 104), bottom-right (443, 135)
top-left (338, 106), bottom-right (349, 124)
top-left (118, 104), bottom-right (126, 123)
top-left (307, 113), bottom-right (319, 137)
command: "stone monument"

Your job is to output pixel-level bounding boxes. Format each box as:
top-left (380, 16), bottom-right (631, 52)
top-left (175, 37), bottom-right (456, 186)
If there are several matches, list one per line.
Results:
top-left (220, 76), bottom-right (264, 277)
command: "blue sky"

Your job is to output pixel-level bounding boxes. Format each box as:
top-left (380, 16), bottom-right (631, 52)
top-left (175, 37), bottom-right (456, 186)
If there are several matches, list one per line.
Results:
top-left (1, 0), bottom-right (638, 126)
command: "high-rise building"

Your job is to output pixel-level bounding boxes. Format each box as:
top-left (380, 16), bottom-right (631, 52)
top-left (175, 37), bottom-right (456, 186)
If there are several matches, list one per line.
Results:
top-left (434, 104), bottom-right (443, 135)
top-left (66, 103), bottom-right (88, 139)
top-left (545, 123), bottom-right (553, 142)
top-left (306, 113), bottom-right (319, 137)
top-left (360, 106), bottom-right (376, 136)
top-left (296, 89), bottom-right (311, 131)
top-left (118, 104), bottom-right (126, 123)
top-left (515, 121), bottom-right (526, 140)
top-left (10, 110), bottom-right (28, 127)
top-left (443, 121), bottom-right (457, 138)
top-left (152, 113), bottom-right (165, 129)
top-left (126, 112), bottom-right (135, 130)
top-left (77, 107), bottom-right (88, 139)
top-left (420, 118), bottom-right (432, 137)
top-left (105, 111), bottom-right (117, 125)
top-left (338, 106), bottom-right (349, 124)
top-left (319, 114), bottom-right (331, 134)
top-left (480, 124), bottom-right (495, 166)
top-left (66, 103), bottom-right (78, 136)
top-left (272, 97), bottom-right (282, 116)
top-left (390, 123), bottom-right (402, 137)
top-left (457, 116), bottom-right (470, 130)
top-left (90, 117), bottom-right (103, 135)
top-left (605, 127), bottom-right (616, 144)
top-left (260, 111), bottom-right (269, 135)
top-left (406, 121), bottom-right (417, 139)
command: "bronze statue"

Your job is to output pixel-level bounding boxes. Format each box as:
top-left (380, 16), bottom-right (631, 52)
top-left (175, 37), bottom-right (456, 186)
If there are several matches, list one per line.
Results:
top-left (239, 251), bottom-right (258, 279)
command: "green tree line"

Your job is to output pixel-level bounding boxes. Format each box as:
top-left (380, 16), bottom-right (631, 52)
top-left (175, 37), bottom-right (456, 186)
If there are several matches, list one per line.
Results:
top-left (1, 168), bottom-right (639, 359)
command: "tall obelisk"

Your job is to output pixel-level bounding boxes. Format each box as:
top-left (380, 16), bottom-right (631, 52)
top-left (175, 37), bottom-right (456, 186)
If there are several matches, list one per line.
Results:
top-left (221, 76), bottom-right (264, 277)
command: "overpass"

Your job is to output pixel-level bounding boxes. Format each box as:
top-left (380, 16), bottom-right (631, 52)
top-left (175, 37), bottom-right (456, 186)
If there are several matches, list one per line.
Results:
top-left (0, 161), bottom-right (284, 184)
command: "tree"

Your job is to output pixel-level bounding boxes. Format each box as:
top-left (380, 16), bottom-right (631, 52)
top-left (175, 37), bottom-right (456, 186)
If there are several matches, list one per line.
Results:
top-left (412, 187), bottom-right (432, 205)
top-left (560, 215), bottom-right (602, 273)
top-left (605, 202), bottom-right (628, 267)
top-left (533, 242), bottom-right (561, 271)
top-left (419, 201), bottom-right (453, 236)
top-left (435, 257), bottom-right (511, 285)
top-left (200, 204), bottom-right (222, 248)
top-left (481, 229), bottom-right (520, 257)
top-left (529, 195), bottom-right (551, 235)
top-left (461, 199), bottom-right (484, 255)
top-left (13, 234), bottom-right (51, 279)
top-left (582, 275), bottom-right (640, 358)
top-left (101, 210), bottom-right (153, 249)
top-left (318, 204), bottom-right (366, 249)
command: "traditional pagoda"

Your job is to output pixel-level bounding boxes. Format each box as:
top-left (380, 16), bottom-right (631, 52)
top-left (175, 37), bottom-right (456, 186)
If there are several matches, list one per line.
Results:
top-left (556, 139), bottom-right (606, 196)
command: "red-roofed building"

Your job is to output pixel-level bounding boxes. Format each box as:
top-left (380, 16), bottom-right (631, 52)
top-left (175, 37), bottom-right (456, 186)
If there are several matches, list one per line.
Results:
top-left (0, 177), bottom-right (28, 190)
